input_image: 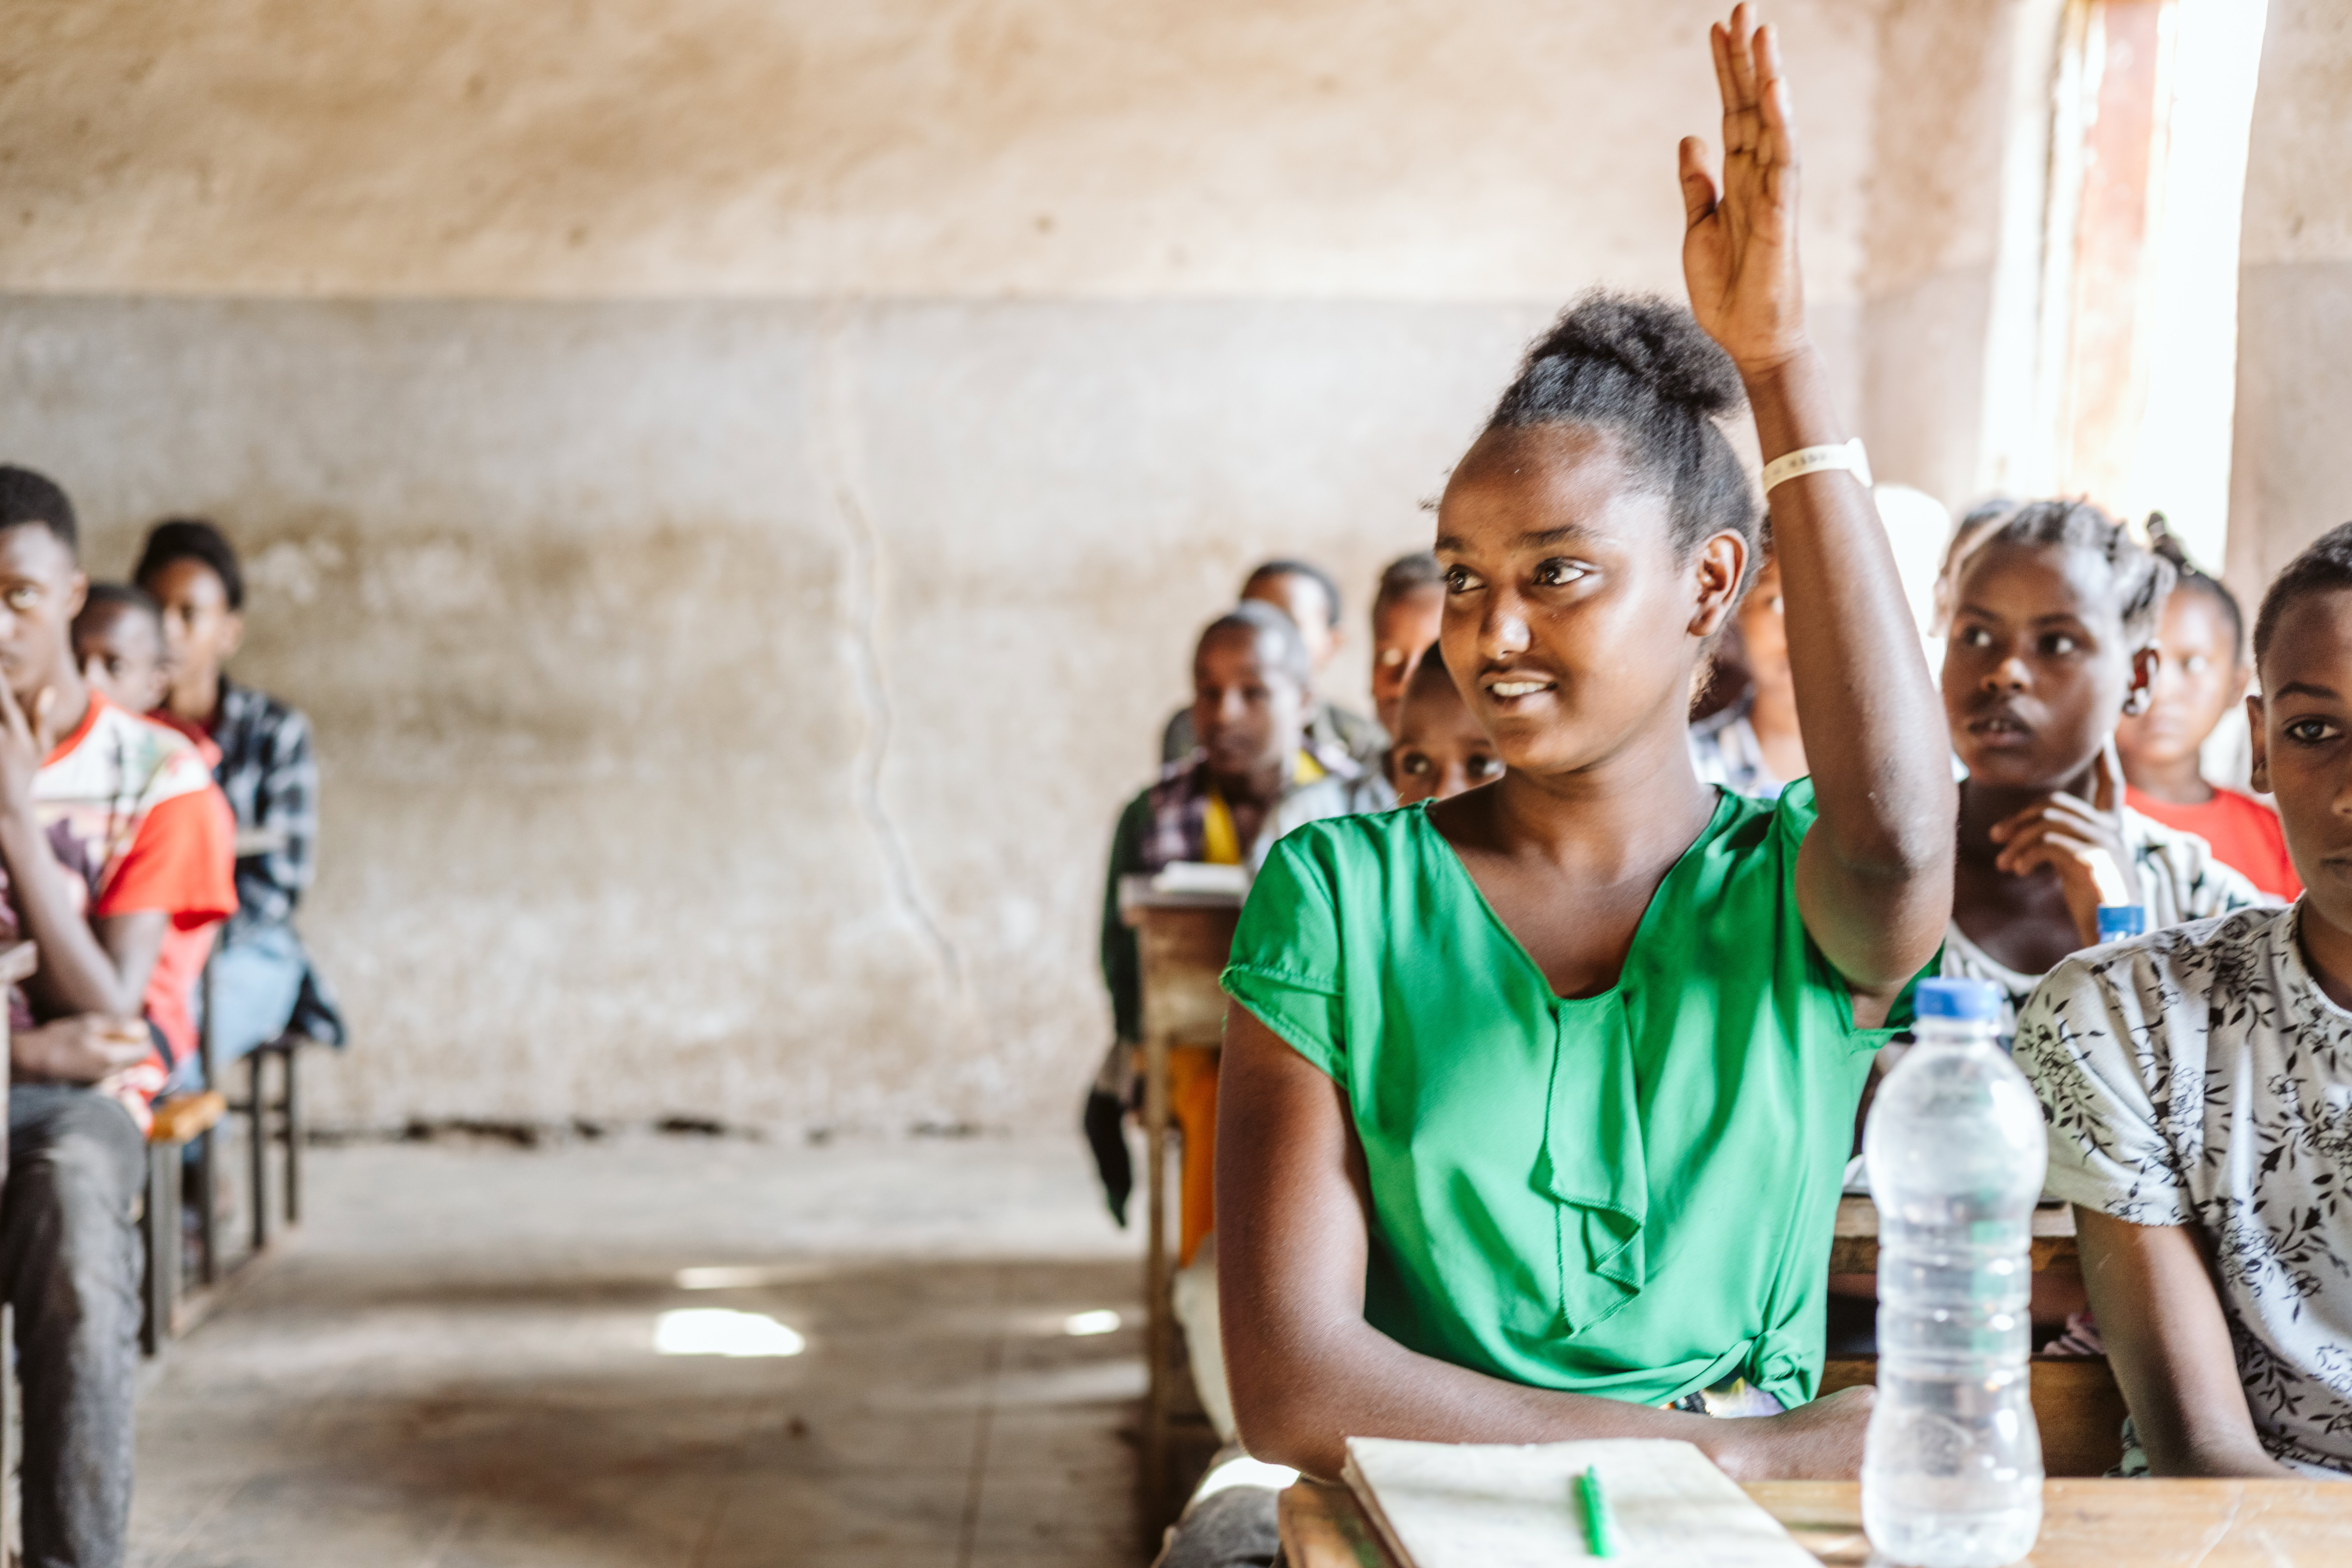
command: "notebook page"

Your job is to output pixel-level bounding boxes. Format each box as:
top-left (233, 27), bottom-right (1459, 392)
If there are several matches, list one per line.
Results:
top-left (1341, 1436), bottom-right (1816, 1568)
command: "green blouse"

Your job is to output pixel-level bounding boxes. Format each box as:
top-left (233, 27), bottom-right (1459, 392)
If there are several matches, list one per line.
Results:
top-left (1220, 782), bottom-right (1904, 1411)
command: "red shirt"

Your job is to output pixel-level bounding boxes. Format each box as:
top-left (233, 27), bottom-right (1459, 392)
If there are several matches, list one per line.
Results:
top-left (2123, 785), bottom-right (2302, 902)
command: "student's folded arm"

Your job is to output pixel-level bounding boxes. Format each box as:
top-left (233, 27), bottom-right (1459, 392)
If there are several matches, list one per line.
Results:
top-left (2073, 1206), bottom-right (2297, 1479)
top-left (1215, 1005), bottom-right (1872, 1482)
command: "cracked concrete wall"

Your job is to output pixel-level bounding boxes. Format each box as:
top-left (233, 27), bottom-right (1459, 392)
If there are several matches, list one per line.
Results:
top-left (0, 1), bottom-right (1895, 1133)
top-left (2225, 0), bottom-right (2352, 598)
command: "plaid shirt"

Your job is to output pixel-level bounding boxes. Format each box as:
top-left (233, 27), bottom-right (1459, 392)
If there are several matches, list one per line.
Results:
top-left (211, 677), bottom-right (318, 937)
top-left (1100, 739), bottom-right (1386, 1044)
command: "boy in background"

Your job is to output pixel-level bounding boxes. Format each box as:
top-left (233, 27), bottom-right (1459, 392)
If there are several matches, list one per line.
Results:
top-left (73, 583), bottom-right (237, 1086)
top-left (1368, 552), bottom-right (1444, 738)
top-left (1160, 559), bottom-right (1385, 773)
top-left (0, 468), bottom-right (237, 1568)
top-left (135, 519), bottom-right (344, 1072)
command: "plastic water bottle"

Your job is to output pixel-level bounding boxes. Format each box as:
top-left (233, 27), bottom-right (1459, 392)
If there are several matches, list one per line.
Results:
top-left (1861, 976), bottom-right (2047, 1567)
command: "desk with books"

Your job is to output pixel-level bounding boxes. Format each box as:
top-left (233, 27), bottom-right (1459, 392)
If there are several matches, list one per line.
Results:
top-left (1279, 1472), bottom-right (2352, 1567)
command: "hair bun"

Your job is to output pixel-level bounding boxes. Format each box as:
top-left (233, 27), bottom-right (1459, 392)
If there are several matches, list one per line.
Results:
top-left (1518, 291), bottom-right (1746, 418)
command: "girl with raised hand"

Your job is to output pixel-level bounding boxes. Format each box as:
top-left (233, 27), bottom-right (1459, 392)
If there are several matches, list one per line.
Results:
top-left (1214, 5), bottom-right (1953, 1483)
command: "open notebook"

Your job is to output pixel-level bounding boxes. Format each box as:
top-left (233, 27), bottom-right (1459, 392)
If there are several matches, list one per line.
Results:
top-left (1341, 1437), bottom-right (1816, 1568)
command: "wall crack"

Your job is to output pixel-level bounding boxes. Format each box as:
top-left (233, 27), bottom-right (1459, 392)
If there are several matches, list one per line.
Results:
top-left (819, 308), bottom-right (965, 994)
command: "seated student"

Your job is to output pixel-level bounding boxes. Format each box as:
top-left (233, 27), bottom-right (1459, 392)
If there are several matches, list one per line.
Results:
top-left (1385, 647), bottom-right (1500, 806)
top-left (1689, 550), bottom-right (1805, 797)
top-left (73, 583), bottom-right (238, 1088)
top-left (1368, 552), bottom-right (1445, 737)
top-left (2114, 526), bottom-right (2300, 899)
top-left (1214, 8), bottom-right (1955, 1486)
top-left (0, 467), bottom-right (237, 1568)
top-left (2015, 519), bottom-right (2352, 1478)
top-left (1939, 499), bottom-right (2268, 1035)
top-left (134, 518), bottom-right (345, 1076)
top-left (1160, 559), bottom-right (1386, 772)
top-left (1090, 599), bottom-right (1384, 1231)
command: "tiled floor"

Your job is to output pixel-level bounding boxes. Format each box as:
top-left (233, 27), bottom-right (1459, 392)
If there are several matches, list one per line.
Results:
top-left (128, 1130), bottom-right (1148, 1567)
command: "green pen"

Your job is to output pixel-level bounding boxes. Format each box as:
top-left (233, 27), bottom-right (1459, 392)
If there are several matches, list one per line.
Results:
top-left (1578, 1465), bottom-right (1617, 1558)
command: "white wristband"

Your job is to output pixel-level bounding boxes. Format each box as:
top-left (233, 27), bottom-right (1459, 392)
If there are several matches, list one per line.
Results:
top-left (1760, 438), bottom-right (1872, 496)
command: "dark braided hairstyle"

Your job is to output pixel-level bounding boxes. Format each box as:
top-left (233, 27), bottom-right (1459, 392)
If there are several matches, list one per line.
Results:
top-left (1484, 291), bottom-right (1759, 583)
top-left (1972, 500), bottom-right (2174, 644)
top-left (2145, 512), bottom-right (2245, 665)
top-left (2253, 521), bottom-right (2352, 667)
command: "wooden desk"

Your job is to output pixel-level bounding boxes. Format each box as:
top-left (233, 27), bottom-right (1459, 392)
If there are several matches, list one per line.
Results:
top-left (1830, 1194), bottom-right (2079, 1276)
top-left (1279, 1474), bottom-right (2352, 1567)
top-left (1119, 878), bottom-right (1243, 1527)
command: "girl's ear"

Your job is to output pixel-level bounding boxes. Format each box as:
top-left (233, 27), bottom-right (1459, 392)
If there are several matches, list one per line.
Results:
top-left (2247, 693), bottom-right (2271, 794)
top-left (1687, 531), bottom-right (1749, 639)
top-left (2121, 643), bottom-right (2161, 716)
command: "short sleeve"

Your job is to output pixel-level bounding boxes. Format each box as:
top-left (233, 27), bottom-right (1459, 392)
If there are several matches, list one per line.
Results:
top-left (95, 784), bottom-right (238, 928)
top-left (1220, 833), bottom-right (1346, 1079)
top-left (2014, 953), bottom-right (2192, 1225)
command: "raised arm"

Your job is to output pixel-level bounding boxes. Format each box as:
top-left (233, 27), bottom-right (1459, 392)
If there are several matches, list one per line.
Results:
top-left (2073, 1208), bottom-right (2296, 1478)
top-left (1216, 1007), bottom-right (1874, 1481)
top-left (1680, 6), bottom-right (1954, 1012)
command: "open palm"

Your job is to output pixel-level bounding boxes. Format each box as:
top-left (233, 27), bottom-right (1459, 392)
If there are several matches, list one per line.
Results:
top-left (1680, 5), bottom-right (1807, 372)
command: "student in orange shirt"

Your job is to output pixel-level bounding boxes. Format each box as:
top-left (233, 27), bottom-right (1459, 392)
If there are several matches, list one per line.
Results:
top-left (2115, 527), bottom-right (2300, 899)
top-left (72, 583), bottom-right (237, 1087)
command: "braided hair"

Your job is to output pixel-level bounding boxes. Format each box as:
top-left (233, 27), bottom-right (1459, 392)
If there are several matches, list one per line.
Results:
top-left (2145, 512), bottom-right (2244, 665)
top-left (1973, 500), bottom-right (2173, 643)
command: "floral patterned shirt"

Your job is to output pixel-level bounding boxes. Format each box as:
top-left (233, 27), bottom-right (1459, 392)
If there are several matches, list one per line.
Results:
top-left (2016, 903), bottom-right (2352, 1477)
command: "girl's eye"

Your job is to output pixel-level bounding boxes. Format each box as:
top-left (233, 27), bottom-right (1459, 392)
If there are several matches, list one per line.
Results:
top-left (1400, 752), bottom-right (1433, 776)
top-left (1959, 625), bottom-right (1993, 649)
top-left (1443, 565), bottom-right (1482, 594)
top-left (2039, 633), bottom-right (2078, 656)
top-left (2182, 654), bottom-right (2210, 675)
top-left (3, 587), bottom-right (35, 611)
top-left (1465, 753), bottom-right (1502, 780)
top-left (2286, 718), bottom-right (2341, 746)
top-left (1533, 559), bottom-right (1588, 588)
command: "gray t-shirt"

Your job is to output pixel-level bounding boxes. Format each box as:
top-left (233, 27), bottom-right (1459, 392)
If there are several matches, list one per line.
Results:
top-left (2016, 904), bottom-right (2352, 1477)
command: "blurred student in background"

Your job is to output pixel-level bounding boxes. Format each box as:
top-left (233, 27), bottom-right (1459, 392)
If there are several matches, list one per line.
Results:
top-left (2115, 521), bottom-right (2298, 900)
top-left (1161, 559), bottom-right (1386, 773)
top-left (1689, 551), bottom-right (1804, 798)
top-left (134, 519), bottom-right (344, 1080)
top-left (1368, 552), bottom-right (1444, 737)
top-left (1385, 648), bottom-right (1499, 807)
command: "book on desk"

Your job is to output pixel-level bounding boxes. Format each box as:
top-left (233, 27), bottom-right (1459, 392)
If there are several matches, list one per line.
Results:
top-left (1342, 1436), bottom-right (1816, 1568)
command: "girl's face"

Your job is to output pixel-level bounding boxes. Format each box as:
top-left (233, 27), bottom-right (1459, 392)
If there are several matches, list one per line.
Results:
top-left (1388, 679), bottom-right (1502, 806)
top-left (2115, 587), bottom-right (2246, 774)
top-left (1943, 541), bottom-right (2150, 791)
top-left (1433, 425), bottom-right (1743, 779)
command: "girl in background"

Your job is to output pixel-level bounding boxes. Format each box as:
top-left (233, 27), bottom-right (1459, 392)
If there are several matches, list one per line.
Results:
top-left (2116, 522), bottom-right (2300, 899)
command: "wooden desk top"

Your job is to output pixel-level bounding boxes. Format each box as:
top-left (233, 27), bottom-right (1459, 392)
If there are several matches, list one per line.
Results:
top-left (1279, 1474), bottom-right (2352, 1567)
top-left (1829, 1194), bottom-right (2079, 1275)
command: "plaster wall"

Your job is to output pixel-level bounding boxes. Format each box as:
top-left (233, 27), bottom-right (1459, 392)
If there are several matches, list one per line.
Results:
top-left (0, 1), bottom-right (1897, 1134)
top-left (2225, 0), bottom-right (2352, 597)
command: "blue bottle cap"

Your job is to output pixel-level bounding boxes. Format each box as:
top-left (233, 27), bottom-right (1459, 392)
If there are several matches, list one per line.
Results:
top-left (1914, 977), bottom-right (2004, 1021)
top-left (2097, 905), bottom-right (2148, 941)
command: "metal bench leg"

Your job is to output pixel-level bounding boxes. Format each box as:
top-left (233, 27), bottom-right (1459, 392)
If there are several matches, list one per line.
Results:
top-left (248, 1054), bottom-right (270, 1256)
top-left (282, 1045), bottom-right (300, 1228)
top-left (141, 1142), bottom-right (175, 1356)
top-left (193, 1123), bottom-right (217, 1288)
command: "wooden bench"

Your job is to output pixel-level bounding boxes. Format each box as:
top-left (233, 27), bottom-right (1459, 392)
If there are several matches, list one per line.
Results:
top-left (1120, 876), bottom-right (1243, 1531)
top-left (140, 1090), bottom-right (228, 1354)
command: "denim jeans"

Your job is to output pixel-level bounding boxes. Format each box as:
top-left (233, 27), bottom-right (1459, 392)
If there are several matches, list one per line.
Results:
top-left (192, 920), bottom-right (308, 1081)
top-left (1, 1085), bottom-right (144, 1568)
